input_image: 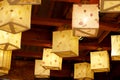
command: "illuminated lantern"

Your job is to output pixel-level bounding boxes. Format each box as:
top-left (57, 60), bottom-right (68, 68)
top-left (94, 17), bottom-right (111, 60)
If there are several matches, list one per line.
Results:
top-left (111, 35), bottom-right (120, 60)
top-left (100, 0), bottom-right (120, 12)
top-left (0, 30), bottom-right (21, 50)
top-left (74, 62), bottom-right (94, 80)
top-left (7, 0), bottom-right (41, 5)
top-left (90, 51), bottom-right (110, 72)
top-left (0, 0), bottom-right (32, 33)
top-left (42, 48), bottom-right (62, 70)
top-left (34, 60), bottom-right (50, 78)
top-left (0, 69), bottom-right (9, 76)
top-left (52, 30), bottom-right (79, 57)
top-left (72, 4), bottom-right (99, 37)
top-left (0, 50), bottom-right (12, 75)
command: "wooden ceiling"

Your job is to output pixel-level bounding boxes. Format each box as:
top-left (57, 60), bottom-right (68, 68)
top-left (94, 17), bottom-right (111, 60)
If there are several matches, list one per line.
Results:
top-left (1, 0), bottom-right (120, 80)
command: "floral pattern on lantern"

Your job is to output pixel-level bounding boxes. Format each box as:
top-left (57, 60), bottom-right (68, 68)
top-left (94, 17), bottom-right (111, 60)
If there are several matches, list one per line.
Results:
top-left (42, 48), bottom-right (62, 70)
top-left (74, 62), bottom-right (94, 79)
top-left (72, 4), bottom-right (99, 37)
top-left (90, 51), bottom-right (110, 72)
top-left (111, 35), bottom-right (120, 60)
top-left (52, 30), bottom-right (79, 58)
top-left (0, 30), bottom-right (21, 50)
top-left (34, 60), bottom-right (50, 78)
top-left (0, 0), bottom-right (32, 33)
top-left (100, 0), bottom-right (120, 12)
top-left (7, 0), bottom-right (41, 5)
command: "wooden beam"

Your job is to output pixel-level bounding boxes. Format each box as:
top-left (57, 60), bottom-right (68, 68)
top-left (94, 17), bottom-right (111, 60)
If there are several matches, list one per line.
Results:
top-left (13, 51), bottom-right (43, 58)
top-left (31, 17), bottom-right (120, 32)
top-left (31, 17), bottom-right (71, 27)
top-left (98, 31), bottom-right (110, 43)
top-left (100, 22), bottom-right (120, 32)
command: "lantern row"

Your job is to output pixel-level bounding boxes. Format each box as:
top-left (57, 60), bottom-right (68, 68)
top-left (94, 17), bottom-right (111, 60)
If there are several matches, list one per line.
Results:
top-left (0, 0), bottom-right (42, 76)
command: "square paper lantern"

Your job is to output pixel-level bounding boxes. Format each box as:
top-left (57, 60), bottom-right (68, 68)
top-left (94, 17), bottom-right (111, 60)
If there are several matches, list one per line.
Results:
top-left (34, 60), bottom-right (50, 78)
top-left (100, 0), bottom-right (120, 12)
top-left (0, 50), bottom-right (12, 71)
top-left (72, 4), bottom-right (99, 37)
top-left (0, 69), bottom-right (9, 76)
top-left (111, 35), bottom-right (120, 60)
top-left (0, 0), bottom-right (32, 33)
top-left (90, 51), bottom-right (110, 72)
top-left (7, 0), bottom-right (41, 5)
top-left (0, 30), bottom-right (21, 50)
top-left (42, 48), bottom-right (62, 70)
top-left (52, 30), bottom-right (79, 57)
top-left (74, 62), bottom-right (94, 79)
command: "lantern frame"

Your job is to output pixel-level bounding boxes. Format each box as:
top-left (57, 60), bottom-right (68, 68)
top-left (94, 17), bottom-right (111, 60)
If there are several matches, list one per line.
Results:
top-left (72, 4), bottom-right (99, 37)
top-left (100, 0), bottom-right (120, 13)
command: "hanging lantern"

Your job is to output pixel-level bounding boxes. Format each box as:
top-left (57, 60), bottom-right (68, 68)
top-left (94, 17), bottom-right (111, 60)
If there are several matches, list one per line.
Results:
top-left (0, 0), bottom-right (32, 33)
top-left (72, 4), bottom-right (99, 37)
top-left (52, 30), bottom-right (79, 58)
top-left (74, 62), bottom-right (94, 80)
top-left (0, 30), bottom-right (21, 50)
top-left (34, 60), bottom-right (50, 78)
top-left (0, 50), bottom-right (12, 72)
top-left (100, 0), bottom-right (120, 12)
top-left (7, 0), bottom-right (41, 5)
top-left (42, 48), bottom-right (62, 70)
top-left (111, 35), bottom-right (120, 60)
top-left (90, 51), bottom-right (110, 72)
top-left (0, 69), bottom-right (9, 76)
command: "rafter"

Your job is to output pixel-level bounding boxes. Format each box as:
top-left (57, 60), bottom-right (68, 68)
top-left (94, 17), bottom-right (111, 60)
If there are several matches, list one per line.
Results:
top-left (31, 17), bottom-right (120, 32)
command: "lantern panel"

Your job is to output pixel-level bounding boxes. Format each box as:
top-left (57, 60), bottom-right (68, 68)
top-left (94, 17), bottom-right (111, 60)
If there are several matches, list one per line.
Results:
top-left (34, 60), bottom-right (50, 78)
top-left (74, 62), bottom-right (94, 79)
top-left (100, 0), bottom-right (120, 12)
top-left (90, 51), bottom-right (110, 72)
top-left (52, 30), bottom-right (79, 57)
top-left (72, 4), bottom-right (99, 37)
top-left (0, 30), bottom-right (21, 50)
top-left (0, 69), bottom-right (9, 76)
top-left (111, 35), bottom-right (120, 60)
top-left (7, 0), bottom-right (41, 5)
top-left (0, 50), bottom-right (12, 71)
top-left (42, 48), bottom-right (62, 70)
top-left (0, 0), bottom-right (32, 33)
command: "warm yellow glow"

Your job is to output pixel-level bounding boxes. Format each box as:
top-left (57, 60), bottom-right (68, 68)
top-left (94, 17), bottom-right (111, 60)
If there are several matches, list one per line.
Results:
top-left (7, 0), bottom-right (41, 5)
top-left (42, 48), bottom-right (62, 70)
top-left (34, 60), bottom-right (50, 78)
top-left (90, 51), bottom-right (110, 72)
top-left (0, 30), bottom-right (22, 50)
top-left (100, 0), bottom-right (120, 12)
top-left (72, 4), bottom-right (99, 37)
top-left (111, 35), bottom-right (120, 60)
top-left (0, 50), bottom-right (12, 71)
top-left (0, 0), bottom-right (32, 33)
top-left (74, 62), bottom-right (94, 79)
top-left (52, 30), bottom-right (79, 57)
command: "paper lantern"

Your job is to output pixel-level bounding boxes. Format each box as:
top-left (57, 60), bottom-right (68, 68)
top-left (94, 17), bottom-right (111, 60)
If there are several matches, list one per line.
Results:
top-left (90, 51), bottom-right (110, 72)
top-left (7, 0), bottom-right (41, 5)
top-left (111, 35), bottom-right (120, 60)
top-left (74, 62), bottom-right (94, 79)
top-left (0, 0), bottom-right (32, 33)
top-left (52, 30), bottom-right (79, 57)
top-left (42, 48), bottom-right (62, 70)
top-left (0, 30), bottom-right (21, 50)
top-left (34, 60), bottom-right (50, 78)
top-left (0, 50), bottom-right (12, 72)
top-left (100, 0), bottom-right (120, 12)
top-left (72, 4), bottom-right (99, 37)
top-left (0, 69), bottom-right (9, 76)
